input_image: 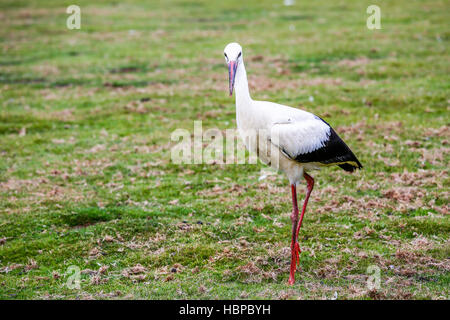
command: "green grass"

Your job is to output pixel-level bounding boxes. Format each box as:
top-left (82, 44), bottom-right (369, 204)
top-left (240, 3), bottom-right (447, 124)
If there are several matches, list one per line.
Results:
top-left (0, 0), bottom-right (449, 299)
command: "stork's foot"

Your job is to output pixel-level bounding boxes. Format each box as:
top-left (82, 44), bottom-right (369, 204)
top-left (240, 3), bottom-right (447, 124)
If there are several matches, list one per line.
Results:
top-left (288, 241), bottom-right (302, 285)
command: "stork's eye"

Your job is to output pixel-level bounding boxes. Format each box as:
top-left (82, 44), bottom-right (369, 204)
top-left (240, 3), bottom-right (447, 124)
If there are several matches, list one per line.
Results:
top-left (237, 52), bottom-right (242, 58)
top-left (224, 53), bottom-right (228, 60)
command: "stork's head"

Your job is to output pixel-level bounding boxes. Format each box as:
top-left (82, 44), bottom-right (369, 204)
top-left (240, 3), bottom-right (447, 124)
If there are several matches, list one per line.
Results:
top-left (224, 42), bottom-right (243, 96)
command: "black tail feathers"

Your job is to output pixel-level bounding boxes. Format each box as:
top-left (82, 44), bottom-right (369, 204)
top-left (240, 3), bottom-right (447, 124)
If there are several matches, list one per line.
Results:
top-left (338, 161), bottom-right (362, 172)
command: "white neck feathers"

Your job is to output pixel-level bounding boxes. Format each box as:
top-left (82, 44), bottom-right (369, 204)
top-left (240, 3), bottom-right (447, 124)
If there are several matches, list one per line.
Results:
top-left (235, 61), bottom-right (252, 107)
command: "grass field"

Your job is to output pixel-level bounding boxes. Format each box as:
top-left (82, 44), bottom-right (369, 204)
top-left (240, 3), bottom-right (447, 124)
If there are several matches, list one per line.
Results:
top-left (0, 0), bottom-right (448, 299)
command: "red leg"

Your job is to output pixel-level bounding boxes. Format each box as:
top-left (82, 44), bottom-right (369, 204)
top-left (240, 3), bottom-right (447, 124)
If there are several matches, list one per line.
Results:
top-left (288, 183), bottom-right (299, 285)
top-left (288, 172), bottom-right (315, 285)
top-left (296, 173), bottom-right (314, 239)
top-left (295, 172), bottom-right (314, 265)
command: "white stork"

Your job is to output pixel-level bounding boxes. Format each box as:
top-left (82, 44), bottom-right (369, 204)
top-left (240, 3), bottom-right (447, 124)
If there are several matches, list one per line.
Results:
top-left (223, 43), bottom-right (362, 284)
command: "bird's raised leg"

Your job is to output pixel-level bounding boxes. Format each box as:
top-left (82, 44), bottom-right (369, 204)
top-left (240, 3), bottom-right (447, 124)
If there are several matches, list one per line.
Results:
top-left (288, 183), bottom-right (299, 285)
top-left (294, 172), bottom-right (314, 266)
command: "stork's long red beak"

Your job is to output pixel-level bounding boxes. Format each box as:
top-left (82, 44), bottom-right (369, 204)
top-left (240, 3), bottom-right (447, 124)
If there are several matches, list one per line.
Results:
top-left (228, 61), bottom-right (237, 96)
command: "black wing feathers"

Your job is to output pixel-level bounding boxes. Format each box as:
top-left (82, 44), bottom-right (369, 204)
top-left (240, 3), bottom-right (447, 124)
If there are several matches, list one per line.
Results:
top-left (294, 118), bottom-right (362, 172)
